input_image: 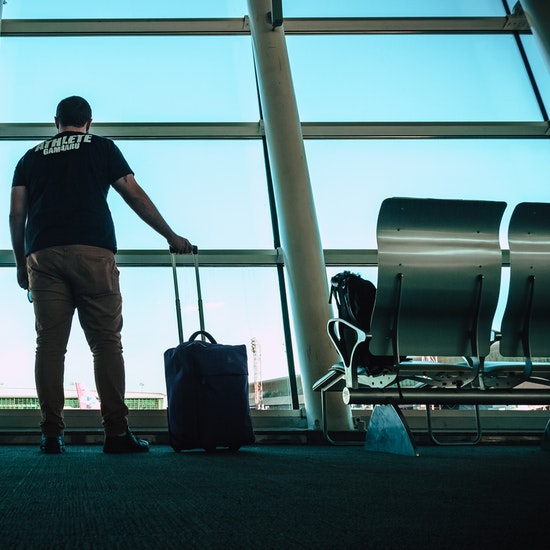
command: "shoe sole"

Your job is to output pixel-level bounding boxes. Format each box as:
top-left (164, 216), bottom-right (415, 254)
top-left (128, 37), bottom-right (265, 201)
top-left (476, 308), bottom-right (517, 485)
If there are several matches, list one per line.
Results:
top-left (41, 447), bottom-right (65, 454)
top-left (103, 451), bottom-right (149, 454)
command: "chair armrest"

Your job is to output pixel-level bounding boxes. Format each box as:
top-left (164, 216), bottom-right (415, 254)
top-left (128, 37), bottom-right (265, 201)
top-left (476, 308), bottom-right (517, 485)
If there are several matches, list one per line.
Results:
top-left (327, 318), bottom-right (368, 388)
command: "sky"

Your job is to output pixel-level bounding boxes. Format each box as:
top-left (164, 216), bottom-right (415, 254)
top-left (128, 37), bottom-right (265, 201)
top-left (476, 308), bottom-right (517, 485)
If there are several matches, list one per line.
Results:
top-left (1, 0), bottom-right (549, 401)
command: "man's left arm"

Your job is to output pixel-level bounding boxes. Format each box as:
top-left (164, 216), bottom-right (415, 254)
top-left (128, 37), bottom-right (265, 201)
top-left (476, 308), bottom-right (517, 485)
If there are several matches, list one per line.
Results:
top-left (9, 186), bottom-right (29, 289)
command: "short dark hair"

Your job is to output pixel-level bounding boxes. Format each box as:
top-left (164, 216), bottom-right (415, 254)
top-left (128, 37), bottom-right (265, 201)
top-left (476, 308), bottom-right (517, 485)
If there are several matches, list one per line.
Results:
top-left (55, 96), bottom-right (92, 127)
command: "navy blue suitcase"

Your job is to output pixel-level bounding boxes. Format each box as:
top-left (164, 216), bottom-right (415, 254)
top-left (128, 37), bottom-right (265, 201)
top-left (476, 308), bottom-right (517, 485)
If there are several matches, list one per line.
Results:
top-left (164, 250), bottom-right (255, 452)
top-left (164, 330), bottom-right (254, 451)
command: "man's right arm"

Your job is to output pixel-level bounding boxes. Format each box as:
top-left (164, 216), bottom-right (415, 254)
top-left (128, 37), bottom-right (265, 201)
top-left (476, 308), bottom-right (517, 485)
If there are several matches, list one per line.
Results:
top-left (9, 186), bottom-right (29, 289)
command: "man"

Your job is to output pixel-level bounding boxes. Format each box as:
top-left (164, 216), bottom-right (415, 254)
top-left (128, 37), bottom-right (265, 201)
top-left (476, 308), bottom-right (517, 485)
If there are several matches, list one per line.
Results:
top-left (9, 96), bottom-right (193, 454)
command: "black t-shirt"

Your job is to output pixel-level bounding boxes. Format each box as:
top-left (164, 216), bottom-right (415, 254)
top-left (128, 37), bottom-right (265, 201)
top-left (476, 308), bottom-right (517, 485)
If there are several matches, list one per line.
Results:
top-left (12, 131), bottom-right (133, 255)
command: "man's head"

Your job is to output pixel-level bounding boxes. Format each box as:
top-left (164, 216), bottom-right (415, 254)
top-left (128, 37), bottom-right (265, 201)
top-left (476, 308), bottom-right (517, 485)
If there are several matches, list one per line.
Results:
top-left (55, 96), bottom-right (92, 130)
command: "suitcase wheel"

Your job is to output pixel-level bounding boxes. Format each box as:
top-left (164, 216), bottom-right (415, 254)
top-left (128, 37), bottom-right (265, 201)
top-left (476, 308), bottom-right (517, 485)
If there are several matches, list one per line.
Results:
top-left (203, 445), bottom-right (241, 453)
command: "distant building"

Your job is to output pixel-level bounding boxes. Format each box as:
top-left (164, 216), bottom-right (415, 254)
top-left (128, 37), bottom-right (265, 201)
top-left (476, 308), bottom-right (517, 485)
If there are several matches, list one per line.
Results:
top-left (0, 387), bottom-right (165, 410)
top-left (0, 377), bottom-right (304, 411)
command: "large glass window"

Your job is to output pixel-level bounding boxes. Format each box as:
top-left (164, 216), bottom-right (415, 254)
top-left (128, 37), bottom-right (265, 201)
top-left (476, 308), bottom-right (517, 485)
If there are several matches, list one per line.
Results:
top-left (118, 266), bottom-right (291, 398)
top-left (2, 0), bottom-right (249, 19)
top-left (2, 0), bottom-right (507, 19)
top-left (284, 0), bottom-right (506, 17)
top-left (2, 3), bottom-right (549, 417)
top-left (110, 140), bottom-right (273, 250)
top-left (0, 269), bottom-right (36, 389)
top-left (0, 37), bottom-right (258, 123)
top-left (1, 135), bottom-right (285, 402)
top-left (1, 140), bottom-right (273, 250)
top-left (307, 139), bottom-right (550, 250)
top-left (288, 35), bottom-right (542, 122)
top-left (0, 266), bottom-right (291, 405)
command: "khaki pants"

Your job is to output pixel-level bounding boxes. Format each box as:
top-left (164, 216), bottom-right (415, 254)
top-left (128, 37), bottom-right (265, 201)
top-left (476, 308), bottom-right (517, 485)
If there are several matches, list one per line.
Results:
top-left (27, 245), bottom-right (129, 437)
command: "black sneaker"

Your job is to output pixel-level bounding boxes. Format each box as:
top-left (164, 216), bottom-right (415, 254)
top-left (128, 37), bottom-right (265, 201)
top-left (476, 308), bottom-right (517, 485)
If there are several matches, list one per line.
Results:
top-left (40, 435), bottom-right (65, 454)
top-left (103, 430), bottom-right (150, 454)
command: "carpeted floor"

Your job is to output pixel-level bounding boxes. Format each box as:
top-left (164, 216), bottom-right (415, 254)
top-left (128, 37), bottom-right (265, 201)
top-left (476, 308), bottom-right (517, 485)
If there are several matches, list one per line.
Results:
top-left (0, 443), bottom-right (548, 549)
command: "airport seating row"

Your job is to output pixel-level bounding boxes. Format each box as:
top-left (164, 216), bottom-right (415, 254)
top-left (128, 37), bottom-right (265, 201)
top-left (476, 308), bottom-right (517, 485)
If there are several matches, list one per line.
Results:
top-left (314, 197), bottom-right (550, 455)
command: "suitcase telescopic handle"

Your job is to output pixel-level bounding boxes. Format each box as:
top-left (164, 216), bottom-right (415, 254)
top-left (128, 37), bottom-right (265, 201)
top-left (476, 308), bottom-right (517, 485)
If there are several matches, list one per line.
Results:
top-left (192, 250), bottom-right (206, 337)
top-left (169, 245), bottom-right (205, 344)
top-left (170, 251), bottom-right (184, 345)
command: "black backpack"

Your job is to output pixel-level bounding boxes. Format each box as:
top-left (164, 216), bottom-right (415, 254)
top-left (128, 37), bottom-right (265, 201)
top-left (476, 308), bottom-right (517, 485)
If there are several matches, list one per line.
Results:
top-left (329, 271), bottom-right (394, 375)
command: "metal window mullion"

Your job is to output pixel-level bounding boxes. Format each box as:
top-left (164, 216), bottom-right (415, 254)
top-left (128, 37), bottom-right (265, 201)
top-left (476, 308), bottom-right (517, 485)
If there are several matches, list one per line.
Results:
top-left (501, 0), bottom-right (550, 122)
top-left (2, 122), bottom-right (549, 141)
top-left (0, 16), bottom-right (531, 37)
top-left (0, 249), bottom-right (511, 268)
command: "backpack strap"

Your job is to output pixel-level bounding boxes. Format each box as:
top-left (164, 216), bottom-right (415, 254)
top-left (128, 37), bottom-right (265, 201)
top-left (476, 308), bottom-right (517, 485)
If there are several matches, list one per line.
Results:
top-left (329, 271), bottom-right (351, 307)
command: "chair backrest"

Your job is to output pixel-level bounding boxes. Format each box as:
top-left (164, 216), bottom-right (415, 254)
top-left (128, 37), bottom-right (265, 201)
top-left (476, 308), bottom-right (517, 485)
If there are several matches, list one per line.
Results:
top-left (370, 197), bottom-right (506, 358)
top-left (500, 202), bottom-right (550, 358)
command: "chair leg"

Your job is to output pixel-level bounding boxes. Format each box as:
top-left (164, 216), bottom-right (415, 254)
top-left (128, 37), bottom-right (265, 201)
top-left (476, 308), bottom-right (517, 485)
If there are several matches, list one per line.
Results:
top-left (321, 389), bottom-right (363, 446)
top-left (541, 418), bottom-right (550, 451)
top-left (426, 404), bottom-right (482, 446)
top-left (364, 404), bottom-right (419, 456)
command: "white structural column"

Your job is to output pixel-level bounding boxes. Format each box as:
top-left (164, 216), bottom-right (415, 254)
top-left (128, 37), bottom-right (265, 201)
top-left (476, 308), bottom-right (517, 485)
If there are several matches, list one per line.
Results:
top-left (521, 0), bottom-right (550, 74)
top-left (247, 0), bottom-right (351, 430)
